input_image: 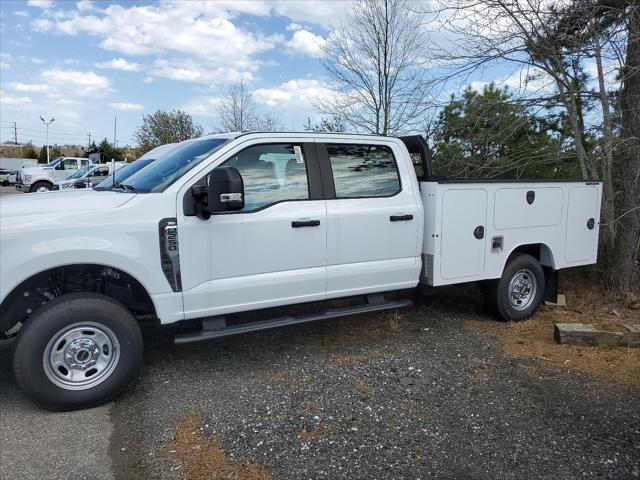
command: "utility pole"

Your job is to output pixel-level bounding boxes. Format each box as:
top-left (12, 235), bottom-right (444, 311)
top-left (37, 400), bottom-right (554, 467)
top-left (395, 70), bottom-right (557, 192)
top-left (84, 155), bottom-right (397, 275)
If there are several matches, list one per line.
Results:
top-left (12, 122), bottom-right (17, 145)
top-left (87, 132), bottom-right (91, 150)
top-left (39, 116), bottom-right (55, 163)
top-left (113, 116), bottom-right (117, 149)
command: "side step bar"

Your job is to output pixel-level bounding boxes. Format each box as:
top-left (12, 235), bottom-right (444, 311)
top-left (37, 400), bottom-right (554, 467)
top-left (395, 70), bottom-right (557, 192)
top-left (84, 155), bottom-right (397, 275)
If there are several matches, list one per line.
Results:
top-left (174, 297), bottom-right (413, 345)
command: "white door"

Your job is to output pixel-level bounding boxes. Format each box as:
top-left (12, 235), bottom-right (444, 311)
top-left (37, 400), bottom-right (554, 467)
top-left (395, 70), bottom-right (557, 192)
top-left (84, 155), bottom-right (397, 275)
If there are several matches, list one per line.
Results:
top-left (179, 142), bottom-right (327, 318)
top-left (53, 158), bottom-right (80, 179)
top-left (440, 188), bottom-right (487, 279)
top-left (565, 186), bottom-right (599, 263)
top-left (322, 141), bottom-right (421, 297)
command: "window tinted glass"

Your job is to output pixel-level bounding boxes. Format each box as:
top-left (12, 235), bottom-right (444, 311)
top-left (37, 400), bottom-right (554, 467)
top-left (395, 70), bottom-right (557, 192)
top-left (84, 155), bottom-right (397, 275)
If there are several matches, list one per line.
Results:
top-left (327, 144), bottom-right (400, 198)
top-left (94, 158), bottom-right (154, 190)
top-left (222, 144), bottom-right (309, 212)
top-left (62, 158), bottom-right (79, 170)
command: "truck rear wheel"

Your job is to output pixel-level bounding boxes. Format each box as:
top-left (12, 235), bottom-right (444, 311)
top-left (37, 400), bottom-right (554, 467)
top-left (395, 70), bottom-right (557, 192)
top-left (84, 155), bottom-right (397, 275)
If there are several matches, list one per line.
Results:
top-left (30, 181), bottom-right (52, 193)
top-left (13, 293), bottom-right (143, 411)
top-left (484, 254), bottom-right (545, 321)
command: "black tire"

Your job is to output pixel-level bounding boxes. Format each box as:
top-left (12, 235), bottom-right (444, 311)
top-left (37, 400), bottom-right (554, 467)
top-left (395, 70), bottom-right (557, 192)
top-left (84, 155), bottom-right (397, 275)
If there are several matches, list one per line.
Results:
top-left (13, 293), bottom-right (143, 411)
top-left (484, 254), bottom-right (545, 322)
top-left (29, 181), bottom-right (52, 193)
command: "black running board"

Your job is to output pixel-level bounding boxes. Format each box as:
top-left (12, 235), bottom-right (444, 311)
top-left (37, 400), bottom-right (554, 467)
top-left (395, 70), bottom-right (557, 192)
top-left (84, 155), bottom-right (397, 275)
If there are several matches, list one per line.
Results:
top-left (174, 298), bottom-right (413, 345)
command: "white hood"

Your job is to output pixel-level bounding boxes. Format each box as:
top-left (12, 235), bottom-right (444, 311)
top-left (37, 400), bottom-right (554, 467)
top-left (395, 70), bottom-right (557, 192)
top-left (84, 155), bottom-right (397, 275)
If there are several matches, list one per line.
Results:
top-left (0, 190), bottom-right (136, 218)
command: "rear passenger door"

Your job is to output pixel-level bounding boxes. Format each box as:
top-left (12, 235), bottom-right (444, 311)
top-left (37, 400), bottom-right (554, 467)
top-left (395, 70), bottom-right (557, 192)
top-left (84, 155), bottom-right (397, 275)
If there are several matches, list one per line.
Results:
top-left (319, 140), bottom-right (421, 297)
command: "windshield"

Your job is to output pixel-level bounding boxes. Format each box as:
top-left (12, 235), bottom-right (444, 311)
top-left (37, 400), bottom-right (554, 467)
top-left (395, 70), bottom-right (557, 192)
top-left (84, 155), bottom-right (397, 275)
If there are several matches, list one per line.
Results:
top-left (69, 164), bottom-right (94, 179)
top-left (94, 159), bottom-right (154, 190)
top-left (47, 157), bottom-right (63, 167)
top-left (121, 138), bottom-right (228, 193)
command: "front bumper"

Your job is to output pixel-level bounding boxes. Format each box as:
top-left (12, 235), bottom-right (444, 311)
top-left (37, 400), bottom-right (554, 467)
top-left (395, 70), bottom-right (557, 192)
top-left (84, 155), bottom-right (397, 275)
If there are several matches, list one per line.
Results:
top-left (15, 183), bottom-right (31, 192)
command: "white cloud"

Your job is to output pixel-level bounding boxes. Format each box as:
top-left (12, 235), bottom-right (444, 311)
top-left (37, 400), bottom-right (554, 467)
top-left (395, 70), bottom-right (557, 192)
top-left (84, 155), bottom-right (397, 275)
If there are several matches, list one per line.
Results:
top-left (76, 0), bottom-right (93, 12)
top-left (7, 82), bottom-right (49, 93)
top-left (271, 1), bottom-right (350, 28)
top-left (40, 69), bottom-right (111, 96)
top-left (286, 29), bottom-right (325, 58)
top-left (14, 10), bottom-right (29, 17)
top-left (143, 76), bottom-right (154, 84)
top-left (287, 23), bottom-right (303, 31)
top-left (0, 62), bottom-right (9, 70)
top-left (0, 53), bottom-right (10, 70)
top-left (30, 3), bottom-right (280, 85)
top-left (0, 91), bottom-right (33, 109)
top-left (180, 96), bottom-right (222, 117)
top-left (150, 58), bottom-right (254, 85)
top-left (31, 57), bottom-right (44, 64)
top-left (27, 0), bottom-right (54, 9)
top-left (95, 58), bottom-right (141, 72)
top-left (253, 79), bottom-right (335, 113)
top-left (109, 102), bottom-right (144, 111)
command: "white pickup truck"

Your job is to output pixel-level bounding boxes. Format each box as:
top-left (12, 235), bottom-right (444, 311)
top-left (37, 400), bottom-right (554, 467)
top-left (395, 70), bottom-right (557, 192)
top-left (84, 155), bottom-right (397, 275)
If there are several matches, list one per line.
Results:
top-left (0, 132), bottom-right (602, 410)
top-left (15, 156), bottom-right (93, 192)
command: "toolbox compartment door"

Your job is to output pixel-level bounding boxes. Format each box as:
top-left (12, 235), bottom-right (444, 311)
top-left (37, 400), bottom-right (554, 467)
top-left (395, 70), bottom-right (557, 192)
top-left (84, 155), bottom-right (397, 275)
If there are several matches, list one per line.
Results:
top-left (440, 188), bottom-right (487, 279)
top-left (565, 186), bottom-right (599, 263)
top-left (494, 187), bottom-right (562, 229)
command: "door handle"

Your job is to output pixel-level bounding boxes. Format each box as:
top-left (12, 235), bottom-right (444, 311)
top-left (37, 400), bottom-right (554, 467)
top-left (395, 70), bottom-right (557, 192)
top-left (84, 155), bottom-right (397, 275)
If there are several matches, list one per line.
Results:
top-left (390, 214), bottom-right (413, 222)
top-left (291, 220), bottom-right (321, 228)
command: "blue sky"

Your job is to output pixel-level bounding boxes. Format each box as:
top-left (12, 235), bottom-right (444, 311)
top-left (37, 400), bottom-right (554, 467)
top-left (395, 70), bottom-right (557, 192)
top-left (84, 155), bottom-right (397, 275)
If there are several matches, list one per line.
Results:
top-left (0, 0), bottom-right (617, 148)
top-left (0, 0), bottom-right (350, 147)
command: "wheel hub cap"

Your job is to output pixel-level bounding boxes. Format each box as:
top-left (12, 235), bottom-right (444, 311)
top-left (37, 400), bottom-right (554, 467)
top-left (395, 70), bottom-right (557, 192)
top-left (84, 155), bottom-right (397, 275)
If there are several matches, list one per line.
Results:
top-left (64, 338), bottom-right (100, 370)
top-left (508, 269), bottom-right (537, 311)
top-left (43, 322), bottom-right (120, 391)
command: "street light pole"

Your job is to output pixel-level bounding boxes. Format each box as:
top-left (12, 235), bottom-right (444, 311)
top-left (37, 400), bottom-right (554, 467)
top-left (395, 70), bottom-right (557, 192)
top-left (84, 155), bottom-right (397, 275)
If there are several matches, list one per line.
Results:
top-left (39, 116), bottom-right (55, 163)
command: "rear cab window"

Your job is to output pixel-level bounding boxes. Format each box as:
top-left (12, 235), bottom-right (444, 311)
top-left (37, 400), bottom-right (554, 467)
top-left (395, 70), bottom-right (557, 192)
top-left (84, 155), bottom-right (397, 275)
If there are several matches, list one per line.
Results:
top-left (325, 143), bottom-right (401, 198)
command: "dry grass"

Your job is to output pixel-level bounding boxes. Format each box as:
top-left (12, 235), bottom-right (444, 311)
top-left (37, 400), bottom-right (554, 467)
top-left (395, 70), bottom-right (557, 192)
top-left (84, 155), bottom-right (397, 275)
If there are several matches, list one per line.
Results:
top-left (467, 312), bottom-right (640, 386)
top-left (467, 268), bottom-right (640, 385)
top-left (163, 410), bottom-right (269, 480)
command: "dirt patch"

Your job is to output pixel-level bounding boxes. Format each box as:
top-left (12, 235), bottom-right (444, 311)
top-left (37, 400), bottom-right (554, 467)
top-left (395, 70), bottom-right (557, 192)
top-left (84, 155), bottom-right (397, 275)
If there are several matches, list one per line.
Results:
top-left (163, 410), bottom-right (269, 480)
top-left (467, 268), bottom-right (640, 385)
top-left (467, 315), bottom-right (640, 385)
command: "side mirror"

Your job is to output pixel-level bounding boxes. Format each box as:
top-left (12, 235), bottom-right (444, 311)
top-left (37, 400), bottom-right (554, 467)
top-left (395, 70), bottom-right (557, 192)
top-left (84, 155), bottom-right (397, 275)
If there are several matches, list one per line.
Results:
top-left (207, 166), bottom-right (244, 213)
top-left (55, 163), bottom-right (64, 170)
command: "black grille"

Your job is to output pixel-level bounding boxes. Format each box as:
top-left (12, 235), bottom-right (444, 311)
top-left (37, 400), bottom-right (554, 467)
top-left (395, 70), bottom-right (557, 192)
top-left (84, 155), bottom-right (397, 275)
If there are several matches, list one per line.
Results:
top-left (158, 218), bottom-right (182, 292)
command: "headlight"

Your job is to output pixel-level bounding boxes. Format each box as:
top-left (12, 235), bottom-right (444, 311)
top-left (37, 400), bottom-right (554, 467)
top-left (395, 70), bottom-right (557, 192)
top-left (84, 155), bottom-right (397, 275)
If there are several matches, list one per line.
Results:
top-left (24, 175), bottom-right (32, 183)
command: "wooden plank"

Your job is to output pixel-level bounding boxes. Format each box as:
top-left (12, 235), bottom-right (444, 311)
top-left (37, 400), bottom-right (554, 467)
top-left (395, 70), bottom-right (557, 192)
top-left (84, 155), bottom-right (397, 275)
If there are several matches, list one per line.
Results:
top-left (554, 323), bottom-right (640, 348)
top-left (624, 324), bottom-right (640, 333)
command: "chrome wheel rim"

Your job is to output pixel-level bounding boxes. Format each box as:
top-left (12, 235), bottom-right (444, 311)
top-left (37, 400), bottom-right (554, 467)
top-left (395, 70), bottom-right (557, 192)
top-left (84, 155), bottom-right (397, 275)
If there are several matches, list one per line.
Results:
top-left (43, 322), bottom-right (120, 390)
top-left (36, 185), bottom-right (50, 192)
top-left (508, 268), bottom-right (537, 311)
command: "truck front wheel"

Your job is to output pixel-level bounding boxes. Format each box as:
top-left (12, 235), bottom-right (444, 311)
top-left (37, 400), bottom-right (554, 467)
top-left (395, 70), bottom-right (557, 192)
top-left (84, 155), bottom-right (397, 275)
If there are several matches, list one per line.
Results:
top-left (13, 293), bottom-right (143, 411)
top-left (484, 254), bottom-right (545, 321)
top-left (30, 181), bottom-right (52, 192)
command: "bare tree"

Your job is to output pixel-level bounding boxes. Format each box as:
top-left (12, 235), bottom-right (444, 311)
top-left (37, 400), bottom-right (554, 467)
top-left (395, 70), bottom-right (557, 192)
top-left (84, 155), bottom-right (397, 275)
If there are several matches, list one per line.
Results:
top-left (318, 0), bottom-right (431, 135)
top-left (257, 113), bottom-right (283, 132)
top-left (215, 81), bottom-right (259, 132)
top-left (215, 81), bottom-right (284, 132)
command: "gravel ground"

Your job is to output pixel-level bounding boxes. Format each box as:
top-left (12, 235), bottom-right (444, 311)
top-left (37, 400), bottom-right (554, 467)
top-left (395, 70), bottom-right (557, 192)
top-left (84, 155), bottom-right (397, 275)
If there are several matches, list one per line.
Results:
top-left (1, 298), bottom-right (638, 480)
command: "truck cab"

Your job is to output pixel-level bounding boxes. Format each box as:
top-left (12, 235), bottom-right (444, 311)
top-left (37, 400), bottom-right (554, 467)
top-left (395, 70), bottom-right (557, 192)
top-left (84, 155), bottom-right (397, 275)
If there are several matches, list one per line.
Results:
top-left (0, 132), bottom-right (601, 410)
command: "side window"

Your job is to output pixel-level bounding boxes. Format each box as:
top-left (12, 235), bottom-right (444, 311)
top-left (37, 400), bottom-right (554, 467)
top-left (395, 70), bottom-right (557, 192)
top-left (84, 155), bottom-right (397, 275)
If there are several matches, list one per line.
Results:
top-left (221, 144), bottom-right (309, 212)
top-left (81, 159), bottom-right (90, 166)
top-left (326, 144), bottom-right (400, 198)
top-left (62, 158), bottom-right (79, 170)
top-left (92, 167), bottom-right (109, 177)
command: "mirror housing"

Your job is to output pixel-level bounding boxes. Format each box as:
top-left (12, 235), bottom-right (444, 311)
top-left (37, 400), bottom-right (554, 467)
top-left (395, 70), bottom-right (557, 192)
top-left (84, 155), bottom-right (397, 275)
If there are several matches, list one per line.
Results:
top-left (207, 166), bottom-right (244, 213)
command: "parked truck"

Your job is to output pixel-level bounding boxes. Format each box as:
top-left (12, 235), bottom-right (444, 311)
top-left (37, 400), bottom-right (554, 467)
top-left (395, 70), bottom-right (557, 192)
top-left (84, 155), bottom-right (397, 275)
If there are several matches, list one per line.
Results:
top-left (0, 132), bottom-right (602, 410)
top-left (14, 156), bottom-right (94, 192)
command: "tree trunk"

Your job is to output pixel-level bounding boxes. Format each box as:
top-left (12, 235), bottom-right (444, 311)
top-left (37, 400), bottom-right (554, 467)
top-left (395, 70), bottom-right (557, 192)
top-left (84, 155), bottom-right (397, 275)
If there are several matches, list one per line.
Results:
top-left (594, 40), bottom-right (617, 275)
top-left (609, 3), bottom-right (640, 292)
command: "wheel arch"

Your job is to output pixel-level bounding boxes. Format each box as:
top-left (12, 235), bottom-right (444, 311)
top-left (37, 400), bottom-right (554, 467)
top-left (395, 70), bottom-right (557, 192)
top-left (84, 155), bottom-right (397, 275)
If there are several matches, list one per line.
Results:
top-left (0, 263), bottom-right (157, 334)
top-left (505, 243), bottom-right (556, 270)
